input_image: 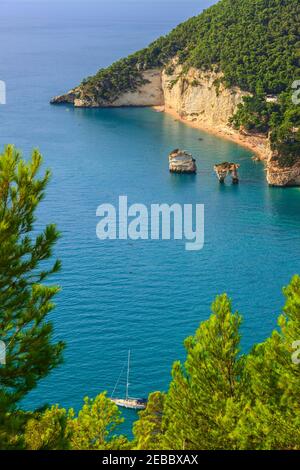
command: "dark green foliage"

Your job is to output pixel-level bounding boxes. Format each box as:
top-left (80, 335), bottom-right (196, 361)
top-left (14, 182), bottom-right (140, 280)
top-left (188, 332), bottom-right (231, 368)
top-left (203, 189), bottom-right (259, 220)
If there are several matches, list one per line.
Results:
top-left (234, 275), bottom-right (300, 449)
top-left (0, 145), bottom-right (64, 418)
top-left (230, 94), bottom-right (273, 133)
top-left (271, 102), bottom-right (300, 165)
top-left (187, 0), bottom-right (299, 94)
top-left (80, 0), bottom-right (299, 163)
top-left (24, 405), bottom-right (71, 450)
top-left (85, 0), bottom-right (298, 97)
top-left (82, 57), bottom-right (148, 103)
top-left (231, 89), bottom-right (300, 163)
top-left (133, 391), bottom-right (165, 450)
top-left (24, 393), bottom-right (129, 450)
top-left (135, 275), bottom-right (300, 450)
top-left (3, 273), bottom-right (300, 449)
top-left (160, 294), bottom-right (244, 450)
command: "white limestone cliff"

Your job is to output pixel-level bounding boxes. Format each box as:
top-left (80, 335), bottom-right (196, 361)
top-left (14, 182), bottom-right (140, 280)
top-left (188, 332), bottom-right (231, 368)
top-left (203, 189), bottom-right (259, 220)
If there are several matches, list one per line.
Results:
top-left (51, 64), bottom-right (299, 186)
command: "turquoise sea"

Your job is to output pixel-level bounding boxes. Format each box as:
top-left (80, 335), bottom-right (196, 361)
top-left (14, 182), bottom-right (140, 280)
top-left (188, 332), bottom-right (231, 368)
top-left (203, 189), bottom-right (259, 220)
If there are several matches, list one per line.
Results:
top-left (1, 0), bottom-right (300, 432)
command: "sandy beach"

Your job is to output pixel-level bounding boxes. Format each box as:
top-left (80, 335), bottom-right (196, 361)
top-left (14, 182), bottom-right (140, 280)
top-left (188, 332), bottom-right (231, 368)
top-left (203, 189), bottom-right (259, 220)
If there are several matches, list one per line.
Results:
top-left (153, 105), bottom-right (268, 161)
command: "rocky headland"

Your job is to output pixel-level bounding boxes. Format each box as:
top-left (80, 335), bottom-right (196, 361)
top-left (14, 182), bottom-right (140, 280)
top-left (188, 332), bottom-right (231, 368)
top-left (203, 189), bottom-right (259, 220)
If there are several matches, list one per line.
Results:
top-left (51, 0), bottom-right (299, 186)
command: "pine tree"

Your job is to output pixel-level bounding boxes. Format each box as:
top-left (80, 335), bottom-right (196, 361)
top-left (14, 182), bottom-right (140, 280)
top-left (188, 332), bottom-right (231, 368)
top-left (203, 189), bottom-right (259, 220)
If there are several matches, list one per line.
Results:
top-left (24, 405), bottom-right (70, 450)
top-left (0, 145), bottom-right (64, 417)
top-left (133, 391), bottom-right (165, 450)
top-left (24, 393), bottom-right (129, 450)
top-left (162, 294), bottom-right (244, 450)
top-left (235, 275), bottom-right (300, 449)
top-left (14, 277), bottom-right (300, 450)
top-left (67, 393), bottom-right (128, 450)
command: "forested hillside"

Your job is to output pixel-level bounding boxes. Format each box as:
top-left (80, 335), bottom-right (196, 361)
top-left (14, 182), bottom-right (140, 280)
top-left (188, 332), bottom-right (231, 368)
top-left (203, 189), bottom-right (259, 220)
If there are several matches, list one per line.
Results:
top-left (78, 0), bottom-right (299, 163)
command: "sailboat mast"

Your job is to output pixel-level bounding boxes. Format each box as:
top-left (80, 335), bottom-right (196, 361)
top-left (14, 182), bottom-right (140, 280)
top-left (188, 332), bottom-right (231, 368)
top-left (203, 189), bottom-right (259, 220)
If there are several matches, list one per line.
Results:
top-left (126, 349), bottom-right (130, 400)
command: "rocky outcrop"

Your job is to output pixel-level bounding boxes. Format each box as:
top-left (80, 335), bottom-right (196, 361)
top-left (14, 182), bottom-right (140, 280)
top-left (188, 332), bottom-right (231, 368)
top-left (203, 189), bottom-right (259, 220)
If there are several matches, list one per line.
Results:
top-left (50, 92), bottom-right (76, 104)
top-left (51, 64), bottom-right (299, 186)
top-left (267, 158), bottom-right (300, 186)
top-left (51, 69), bottom-right (164, 108)
top-left (169, 149), bottom-right (197, 174)
top-left (214, 162), bottom-right (240, 184)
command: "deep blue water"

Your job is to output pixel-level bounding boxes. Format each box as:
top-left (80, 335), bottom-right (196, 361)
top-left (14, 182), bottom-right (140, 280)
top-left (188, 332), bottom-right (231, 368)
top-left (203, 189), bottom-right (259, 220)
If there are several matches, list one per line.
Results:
top-left (1, 0), bottom-right (300, 434)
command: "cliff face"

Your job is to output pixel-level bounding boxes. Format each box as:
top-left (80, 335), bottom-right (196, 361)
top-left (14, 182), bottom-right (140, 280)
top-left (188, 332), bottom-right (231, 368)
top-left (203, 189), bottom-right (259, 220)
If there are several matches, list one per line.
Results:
top-left (51, 0), bottom-right (299, 186)
top-left (160, 66), bottom-right (300, 186)
top-left (162, 66), bottom-right (245, 127)
top-left (51, 66), bottom-right (299, 187)
top-left (266, 158), bottom-right (300, 186)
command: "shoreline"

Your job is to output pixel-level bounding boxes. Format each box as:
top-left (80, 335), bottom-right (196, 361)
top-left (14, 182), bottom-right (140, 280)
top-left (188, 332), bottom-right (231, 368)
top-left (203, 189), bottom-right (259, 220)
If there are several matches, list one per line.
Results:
top-left (153, 105), bottom-right (269, 161)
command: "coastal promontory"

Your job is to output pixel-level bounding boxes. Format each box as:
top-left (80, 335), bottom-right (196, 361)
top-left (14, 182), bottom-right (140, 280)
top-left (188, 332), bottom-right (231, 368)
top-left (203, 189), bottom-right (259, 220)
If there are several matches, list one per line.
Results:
top-left (51, 0), bottom-right (300, 186)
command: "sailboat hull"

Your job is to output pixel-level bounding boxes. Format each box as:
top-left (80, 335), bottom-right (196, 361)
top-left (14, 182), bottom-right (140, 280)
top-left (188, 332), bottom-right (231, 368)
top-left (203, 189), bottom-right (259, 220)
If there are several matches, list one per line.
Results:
top-left (110, 398), bottom-right (147, 410)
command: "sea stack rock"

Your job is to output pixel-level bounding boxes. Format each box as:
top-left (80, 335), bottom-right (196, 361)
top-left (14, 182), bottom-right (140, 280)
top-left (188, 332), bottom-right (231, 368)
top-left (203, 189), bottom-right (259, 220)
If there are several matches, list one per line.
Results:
top-left (169, 149), bottom-right (197, 174)
top-left (214, 162), bottom-right (240, 184)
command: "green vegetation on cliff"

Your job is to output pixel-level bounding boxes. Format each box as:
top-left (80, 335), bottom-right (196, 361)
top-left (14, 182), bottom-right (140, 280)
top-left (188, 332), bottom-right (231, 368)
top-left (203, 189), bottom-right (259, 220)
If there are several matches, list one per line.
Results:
top-left (85, 0), bottom-right (298, 94)
top-left (81, 0), bottom-right (299, 163)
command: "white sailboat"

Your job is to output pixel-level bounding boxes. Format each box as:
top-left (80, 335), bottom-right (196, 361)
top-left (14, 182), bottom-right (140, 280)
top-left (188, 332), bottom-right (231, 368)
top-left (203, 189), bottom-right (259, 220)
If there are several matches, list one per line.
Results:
top-left (110, 350), bottom-right (147, 410)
